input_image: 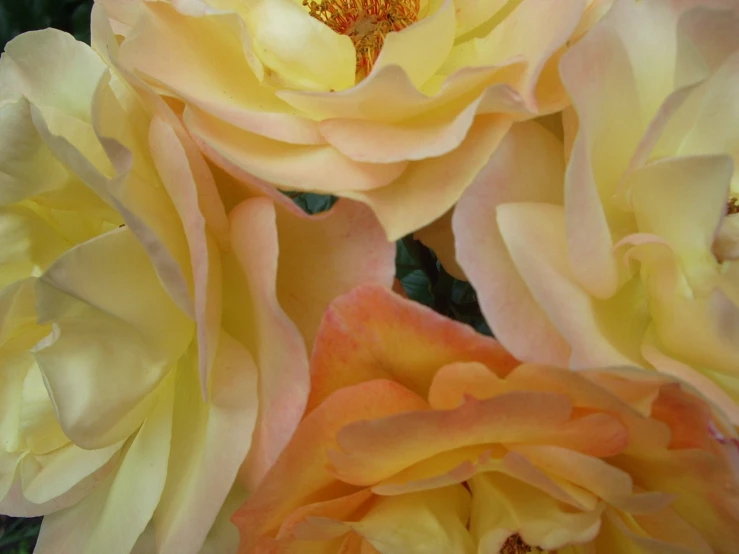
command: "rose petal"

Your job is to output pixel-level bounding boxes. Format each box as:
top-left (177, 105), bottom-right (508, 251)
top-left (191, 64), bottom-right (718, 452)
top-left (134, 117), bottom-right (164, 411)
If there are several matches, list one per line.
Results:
top-left (34, 228), bottom-right (192, 448)
top-left (225, 198), bottom-right (310, 487)
top-left (454, 121), bottom-right (570, 365)
top-left (233, 379), bottom-right (427, 551)
top-left (274, 200), bottom-right (395, 351)
top-left (151, 332), bottom-right (259, 554)
top-left (308, 284), bottom-right (517, 410)
top-left (344, 114), bottom-right (512, 240)
top-left (33, 377), bottom-right (175, 554)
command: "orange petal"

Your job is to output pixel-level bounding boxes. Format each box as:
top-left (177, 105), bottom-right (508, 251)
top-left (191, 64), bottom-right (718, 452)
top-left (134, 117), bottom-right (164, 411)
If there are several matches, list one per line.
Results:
top-left (328, 391), bottom-right (575, 486)
top-left (507, 365), bottom-right (671, 453)
top-left (233, 379), bottom-right (427, 552)
top-left (427, 362), bottom-right (508, 409)
top-left (308, 284), bottom-right (518, 411)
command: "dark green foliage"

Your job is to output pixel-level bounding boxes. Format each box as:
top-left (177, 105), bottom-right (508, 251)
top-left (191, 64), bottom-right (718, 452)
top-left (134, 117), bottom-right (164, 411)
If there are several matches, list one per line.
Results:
top-left (0, 0), bottom-right (93, 51)
top-left (291, 193), bottom-right (338, 214)
top-left (0, 516), bottom-right (42, 554)
top-left (396, 237), bottom-right (491, 335)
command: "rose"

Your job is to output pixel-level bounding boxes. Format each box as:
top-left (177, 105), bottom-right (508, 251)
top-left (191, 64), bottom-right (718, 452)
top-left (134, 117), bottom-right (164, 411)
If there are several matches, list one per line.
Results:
top-left (233, 285), bottom-right (739, 553)
top-left (91, 0), bottom-right (611, 240)
top-left (455, 0), bottom-right (739, 423)
top-left (0, 29), bottom-right (394, 553)
top-left (0, 28), bottom-right (126, 521)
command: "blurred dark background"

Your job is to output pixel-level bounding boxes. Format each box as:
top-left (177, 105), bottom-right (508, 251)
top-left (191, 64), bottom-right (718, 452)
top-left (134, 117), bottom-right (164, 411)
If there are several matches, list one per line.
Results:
top-left (1, 0), bottom-right (94, 51)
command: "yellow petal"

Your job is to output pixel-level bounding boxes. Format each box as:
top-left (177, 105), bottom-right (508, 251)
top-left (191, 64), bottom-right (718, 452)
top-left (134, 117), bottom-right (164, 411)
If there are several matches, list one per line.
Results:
top-left (344, 114), bottom-right (511, 240)
top-left (350, 487), bottom-right (475, 554)
top-left (469, 472), bottom-right (604, 551)
top-left (627, 155), bottom-right (732, 271)
top-left (496, 202), bottom-right (635, 367)
top-left (149, 116), bottom-right (222, 392)
top-left (242, 0), bottom-right (356, 91)
top-left (33, 377), bottom-right (175, 554)
top-left (0, 205), bottom-right (70, 289)
top-left (152, 332), bottom-right (259, 554)
top-left (0, 29), bottom-right (106, 120)
top-left (317, 96), bottom-right (482, 164)
top-left (372, 0), bottom-right (456, 89)
top-left (467, 0), bottom-right (586, 107)
top-left (117, 2), bottom-right (323, 144)
top-left (185, 106), bottom-right (409, 194)
top-left (0, 99), bottom-right (69, 205)
top-left (34, 228), bottom-right (192, 448)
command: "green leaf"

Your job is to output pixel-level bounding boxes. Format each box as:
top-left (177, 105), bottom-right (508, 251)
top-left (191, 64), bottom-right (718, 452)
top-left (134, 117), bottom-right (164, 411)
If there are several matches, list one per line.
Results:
top-left (291, 193), bottom-right (337, 214)
top-left (399, 269), bottom-right (434, 307)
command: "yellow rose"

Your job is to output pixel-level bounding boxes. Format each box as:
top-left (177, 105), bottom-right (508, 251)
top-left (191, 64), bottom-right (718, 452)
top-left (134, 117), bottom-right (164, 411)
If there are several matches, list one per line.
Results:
top-left (0, 28), bottom-right (126, 519)
top-left (92, 0), bottom-right (611, 240)
top-left (455, 0), bottom-right (739, 422)
top-left (234, 285), bottom-right (739, 553)
top-left (0, 28), bottom-right (394, 553)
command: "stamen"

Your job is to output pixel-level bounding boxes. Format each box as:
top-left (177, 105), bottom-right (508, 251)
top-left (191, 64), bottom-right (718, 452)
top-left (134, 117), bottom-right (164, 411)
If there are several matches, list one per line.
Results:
top-left (500, 534), bottom-right (532, 554)
top-left (728, 197), bottom-right (739, 215)
top-left (499, 534), bottom-right (554, 554)
top-left (303, 0), bottom-right (420, 77)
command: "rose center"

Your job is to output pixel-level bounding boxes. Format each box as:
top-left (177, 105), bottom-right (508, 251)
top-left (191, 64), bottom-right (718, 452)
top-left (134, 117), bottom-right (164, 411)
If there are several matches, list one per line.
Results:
top-left (303, 0), bottom-right (420, 77)
top-left (499, 533), bottom-right (552, 554)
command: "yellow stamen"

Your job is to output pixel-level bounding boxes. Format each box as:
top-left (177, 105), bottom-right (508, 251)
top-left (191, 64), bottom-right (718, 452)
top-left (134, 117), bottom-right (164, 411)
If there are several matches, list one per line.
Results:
top-left (303, 0), bottom-right (420, 77)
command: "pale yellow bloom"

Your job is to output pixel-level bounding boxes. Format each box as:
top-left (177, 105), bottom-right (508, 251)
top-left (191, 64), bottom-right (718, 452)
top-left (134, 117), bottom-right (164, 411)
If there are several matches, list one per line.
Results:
top-left (455, 0), bottom-right (739, 422)
top-left (93, 0), bottom-right (611, 240)
top-left (0, 28), bottom-right (394, 554)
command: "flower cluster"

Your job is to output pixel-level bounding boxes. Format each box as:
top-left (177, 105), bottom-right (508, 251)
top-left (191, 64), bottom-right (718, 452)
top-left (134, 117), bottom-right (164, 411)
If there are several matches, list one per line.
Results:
top-left (0, 0), bottom-right (738, 552)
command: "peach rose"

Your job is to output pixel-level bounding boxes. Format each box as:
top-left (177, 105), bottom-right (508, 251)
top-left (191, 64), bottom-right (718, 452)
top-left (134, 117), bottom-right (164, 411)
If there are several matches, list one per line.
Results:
top-left (0, 29), bottom-right (394, 554)
top-left (233, 285), bottom-right (739, 553)
top-left (455, 0), bottom-right (739, 422)
top-left (90, 0), bottom-right (612, 240)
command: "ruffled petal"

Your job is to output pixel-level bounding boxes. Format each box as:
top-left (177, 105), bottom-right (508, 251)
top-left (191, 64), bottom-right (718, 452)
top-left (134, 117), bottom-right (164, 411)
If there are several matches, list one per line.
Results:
top-left (34, 228), bottom-right (192, 448)
top-left (33, 377), bottom-right (175, 554)
top-left (308, 284), bottom-right (517, 410)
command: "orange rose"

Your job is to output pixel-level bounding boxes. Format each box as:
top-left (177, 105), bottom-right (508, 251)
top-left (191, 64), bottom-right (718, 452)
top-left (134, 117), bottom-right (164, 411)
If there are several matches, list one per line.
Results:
top-left (234, 285), bottom-right (739, 553)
